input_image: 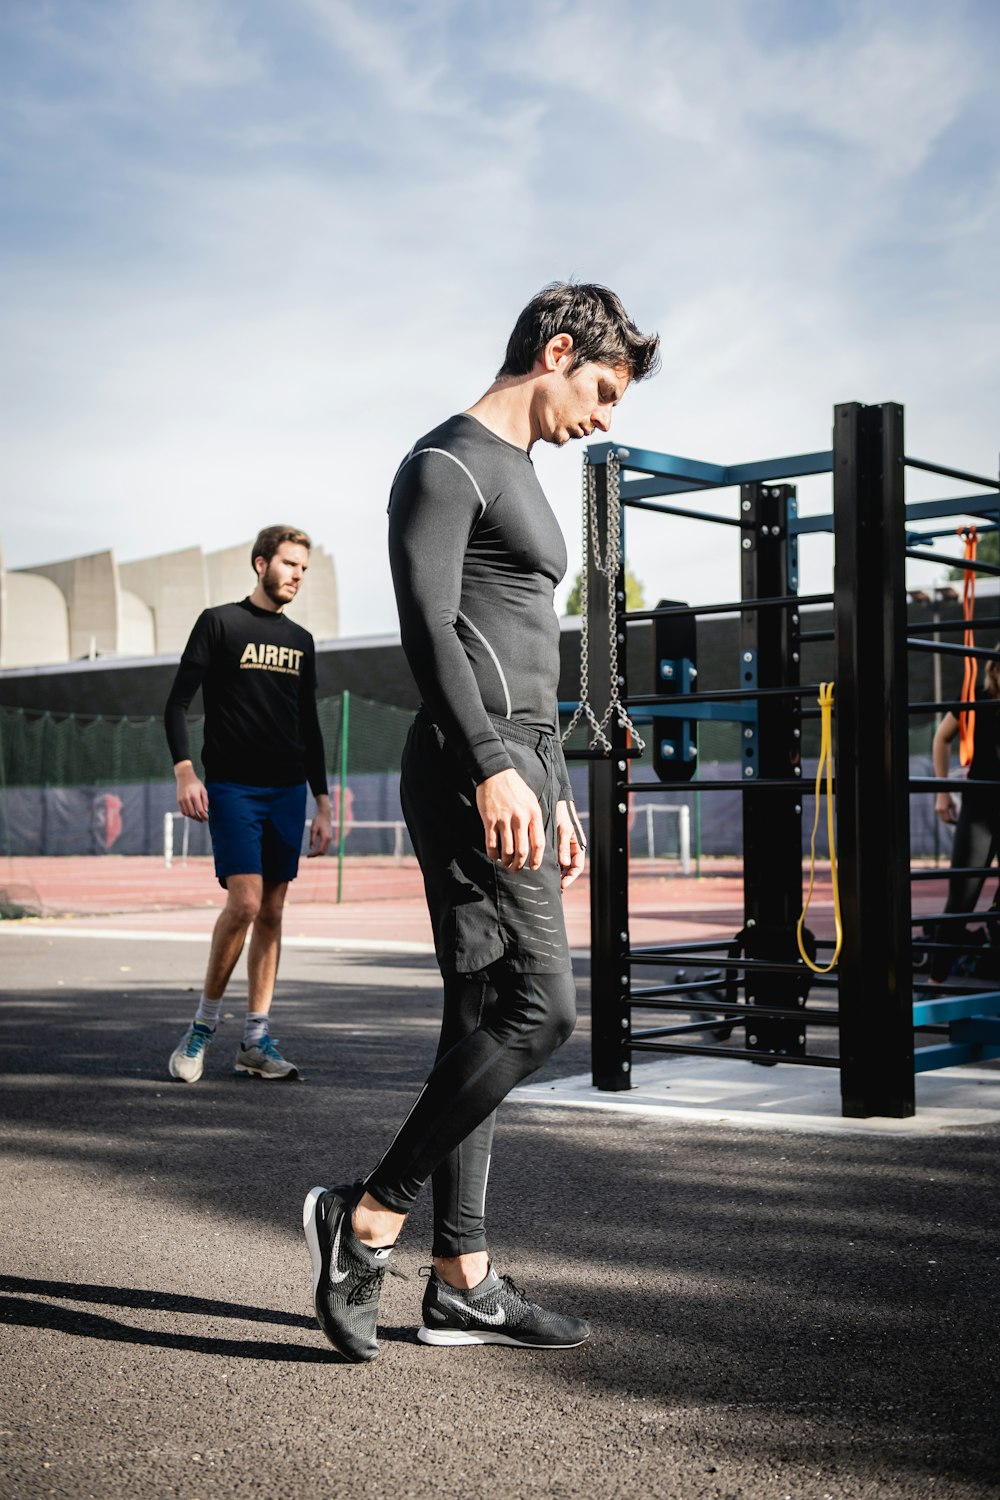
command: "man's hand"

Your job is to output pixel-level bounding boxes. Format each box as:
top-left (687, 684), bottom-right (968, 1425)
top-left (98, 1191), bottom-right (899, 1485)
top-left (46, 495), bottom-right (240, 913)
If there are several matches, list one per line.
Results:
top-left (309, 795), bottom-right (333, 857)
top-left (175, 761), bottom-right (209, 821)
top-left (555, 800), bottom-right (587, 892)
top-left (476, 768), bottom-right (545, 871)
top-left (936, 792), bottom-right (959, 826)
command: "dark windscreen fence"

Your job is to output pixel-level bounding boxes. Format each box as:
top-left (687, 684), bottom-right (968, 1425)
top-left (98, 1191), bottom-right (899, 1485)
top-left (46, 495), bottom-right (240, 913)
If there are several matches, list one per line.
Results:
top-left (0, 696), bottom-right (416, 858)
top-left (0, 699), bottom-right (957, 861)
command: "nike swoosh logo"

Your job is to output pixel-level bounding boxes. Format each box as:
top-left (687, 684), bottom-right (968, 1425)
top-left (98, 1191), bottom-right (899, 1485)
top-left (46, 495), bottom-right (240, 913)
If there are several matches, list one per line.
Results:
top-left (440, 1289), bottom-right (505, 1325)
top-left (327, 1209), bottom-right (348, 1283)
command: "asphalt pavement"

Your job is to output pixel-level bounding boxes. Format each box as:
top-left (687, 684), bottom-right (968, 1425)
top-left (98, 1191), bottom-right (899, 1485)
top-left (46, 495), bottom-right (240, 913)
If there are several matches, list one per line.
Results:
top-left (1, 929), bottom-right (998, 1500)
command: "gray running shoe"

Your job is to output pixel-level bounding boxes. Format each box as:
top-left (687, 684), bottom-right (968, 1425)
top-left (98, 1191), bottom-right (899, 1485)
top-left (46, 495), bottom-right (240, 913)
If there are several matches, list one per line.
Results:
top-left (168, 1022), bottom-right (215, 1083)
top-left (417, 1265), bottom-right (591, 1348)
top-left (234, 1034), bottom-right (299, 1079)
top-left (303, 1183), bottom-right (399, 1363)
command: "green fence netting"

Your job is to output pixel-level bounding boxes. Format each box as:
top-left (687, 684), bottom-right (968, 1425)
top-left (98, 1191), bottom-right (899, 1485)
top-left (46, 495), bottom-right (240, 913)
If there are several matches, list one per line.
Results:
top-left (0, 694), bottom-right (414, 789)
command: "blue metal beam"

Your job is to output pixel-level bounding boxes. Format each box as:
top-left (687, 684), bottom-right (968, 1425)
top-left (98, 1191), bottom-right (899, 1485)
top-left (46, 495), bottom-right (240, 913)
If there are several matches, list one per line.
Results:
top-left (912, 991), bottom-right (1000, 1025)
top-left (914, 1042), bottom-right (1000, 1072)
top-left (904, 495), bottom-right (1000, 524)
top-left (588, 442), bottom-right (834, 494)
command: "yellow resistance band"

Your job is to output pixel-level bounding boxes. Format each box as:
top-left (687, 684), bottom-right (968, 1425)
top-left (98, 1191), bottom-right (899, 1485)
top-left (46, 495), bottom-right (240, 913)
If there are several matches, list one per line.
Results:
top-left (797, 682), bottom-right (843, 973)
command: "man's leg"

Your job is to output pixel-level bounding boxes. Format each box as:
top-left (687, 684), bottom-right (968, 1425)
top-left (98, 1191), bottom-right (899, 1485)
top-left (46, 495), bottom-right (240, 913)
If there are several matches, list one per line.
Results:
top-left (205, 874), bottom-right (264, 997)
top-left (430, 971), bottom-right (498, 1291)
top-left (356, 963), bottom-right (576, 1227)
top-left (929, 803), bottom-right (994, 982)
top-left (245, 879), bottom-right (288, 1015)
top-left (308, 963), bottom-right (584, 1360)
top-left (235, 879), bottom-right (301, 1079)
top-left (169, 875), bottom-right (262, 1081)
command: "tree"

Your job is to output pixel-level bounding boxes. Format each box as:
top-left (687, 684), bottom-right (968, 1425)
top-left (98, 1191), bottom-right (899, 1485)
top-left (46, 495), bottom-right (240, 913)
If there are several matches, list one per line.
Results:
top-left (563, 565), bottom-right (646, 616)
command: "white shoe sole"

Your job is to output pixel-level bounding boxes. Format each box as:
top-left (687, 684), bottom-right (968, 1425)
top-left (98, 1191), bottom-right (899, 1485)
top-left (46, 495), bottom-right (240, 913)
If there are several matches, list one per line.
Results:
top-left (168, 1057), bottom-right (203, 1083)
top-left (234, 1063), bottom-right (298, 1079)
top-left (303, 1186), bottom-right (327, 1306)
top-left (416, 1325), bottom-right (589, 1349)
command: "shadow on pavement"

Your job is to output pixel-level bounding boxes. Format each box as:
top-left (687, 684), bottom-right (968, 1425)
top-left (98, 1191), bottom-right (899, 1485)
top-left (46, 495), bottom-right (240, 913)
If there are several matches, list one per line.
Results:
top-left (0, 1273), bottom-right (314, 1327)
top-left (3, 940), bottom-right (1000, 1489)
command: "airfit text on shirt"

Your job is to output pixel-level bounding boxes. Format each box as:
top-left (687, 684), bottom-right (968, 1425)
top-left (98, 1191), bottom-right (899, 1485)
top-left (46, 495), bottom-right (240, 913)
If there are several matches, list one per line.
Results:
top-left (240, 643), bottom-right (305, 674)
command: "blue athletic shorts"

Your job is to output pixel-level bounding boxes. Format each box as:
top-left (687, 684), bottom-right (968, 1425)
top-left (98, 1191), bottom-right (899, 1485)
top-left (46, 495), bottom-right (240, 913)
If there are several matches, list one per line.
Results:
top-left (206, 781), bottom-right (307, 887)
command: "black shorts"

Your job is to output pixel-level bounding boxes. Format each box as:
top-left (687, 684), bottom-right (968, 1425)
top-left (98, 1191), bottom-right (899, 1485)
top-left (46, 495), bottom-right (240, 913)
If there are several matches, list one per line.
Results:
top-left (400, 711), bottom-right (571, 976)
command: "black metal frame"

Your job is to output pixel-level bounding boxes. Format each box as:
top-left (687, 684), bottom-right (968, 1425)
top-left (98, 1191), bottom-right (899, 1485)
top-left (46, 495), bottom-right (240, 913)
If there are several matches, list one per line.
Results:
top-left (575, 402), bottom-right (1000, 1118)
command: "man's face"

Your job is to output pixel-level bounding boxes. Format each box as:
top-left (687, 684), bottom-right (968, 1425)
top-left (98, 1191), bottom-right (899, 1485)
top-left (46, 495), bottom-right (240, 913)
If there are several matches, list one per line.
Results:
top-left (538, 358), bottom-right (631, 447)
top-left (258, 542), bottom-right (309, 606)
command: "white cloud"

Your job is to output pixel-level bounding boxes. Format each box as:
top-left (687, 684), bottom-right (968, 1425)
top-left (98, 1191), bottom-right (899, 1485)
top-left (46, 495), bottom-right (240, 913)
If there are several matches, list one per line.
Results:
top-left (1, 0), bottom-right (998, 639)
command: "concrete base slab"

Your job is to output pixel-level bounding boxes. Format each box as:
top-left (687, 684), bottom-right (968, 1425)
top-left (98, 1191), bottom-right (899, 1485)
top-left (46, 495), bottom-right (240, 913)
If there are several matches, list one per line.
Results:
top-left (512, 1054), bottom-right (1000, 1134)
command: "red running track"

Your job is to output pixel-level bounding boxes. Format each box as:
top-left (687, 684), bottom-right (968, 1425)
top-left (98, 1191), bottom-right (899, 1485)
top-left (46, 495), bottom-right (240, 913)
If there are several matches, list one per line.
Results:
top-left (0, 853), bottom-right (907, 954)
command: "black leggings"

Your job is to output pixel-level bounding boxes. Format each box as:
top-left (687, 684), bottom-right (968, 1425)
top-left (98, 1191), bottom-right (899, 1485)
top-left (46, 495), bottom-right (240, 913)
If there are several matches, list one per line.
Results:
top-left (365, 962), bottom-right (576, 1257)
top-left (930, 795), bottom-right (1000, 982)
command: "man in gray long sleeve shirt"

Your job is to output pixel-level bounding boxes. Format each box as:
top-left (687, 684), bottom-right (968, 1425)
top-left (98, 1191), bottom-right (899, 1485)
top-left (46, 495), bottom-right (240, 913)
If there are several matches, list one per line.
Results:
top-left (304, 282), bottom-right (659, 1362)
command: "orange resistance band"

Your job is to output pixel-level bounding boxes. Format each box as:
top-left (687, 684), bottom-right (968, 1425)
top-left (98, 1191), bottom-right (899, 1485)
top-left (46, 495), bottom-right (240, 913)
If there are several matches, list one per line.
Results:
top-left (959, 526), bottom-right (978, 769)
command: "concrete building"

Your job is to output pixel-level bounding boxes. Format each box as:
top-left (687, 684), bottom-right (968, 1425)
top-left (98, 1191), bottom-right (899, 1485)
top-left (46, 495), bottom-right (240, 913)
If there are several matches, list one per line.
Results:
top-left (0, 537), bottom-right (339, 669)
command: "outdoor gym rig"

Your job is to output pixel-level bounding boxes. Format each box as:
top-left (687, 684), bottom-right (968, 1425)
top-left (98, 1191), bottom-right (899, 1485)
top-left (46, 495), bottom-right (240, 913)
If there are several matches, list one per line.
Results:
top-left (563, 401), bottom-right (1000, 1119)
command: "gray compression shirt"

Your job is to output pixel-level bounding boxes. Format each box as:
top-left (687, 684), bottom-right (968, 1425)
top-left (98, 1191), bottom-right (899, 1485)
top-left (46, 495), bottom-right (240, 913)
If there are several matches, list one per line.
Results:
top-left (388, 412), bottom-right (574, 798)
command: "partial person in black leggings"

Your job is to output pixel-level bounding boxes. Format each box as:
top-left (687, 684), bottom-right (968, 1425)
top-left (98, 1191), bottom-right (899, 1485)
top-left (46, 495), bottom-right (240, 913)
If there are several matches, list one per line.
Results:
top-left (929, 652), bottom-right (1000, 984)
top-left (303, 283), bottom-right (660, 1362)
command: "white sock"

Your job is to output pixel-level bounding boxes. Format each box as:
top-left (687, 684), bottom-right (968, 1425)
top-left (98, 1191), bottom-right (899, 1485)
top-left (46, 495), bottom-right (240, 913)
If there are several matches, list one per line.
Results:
top-left (193, 994), bottom-right (222, 1029)
top-left (243, 1012), bottom-right (269, 1049)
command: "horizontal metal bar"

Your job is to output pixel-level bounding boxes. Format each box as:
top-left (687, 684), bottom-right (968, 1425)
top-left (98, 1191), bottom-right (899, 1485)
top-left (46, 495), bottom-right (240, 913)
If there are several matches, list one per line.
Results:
top-left (609, 446), bottom-right (726, 484)
top-left (906, 548), bottom-right (1000, 578)
top-left (909, 700), bottom-right (1000, 714)
top-left (620, 477), bottom-right (724, 502)
top-left (627, 778), bottom-right (812, 793)
top-left (630, 939), bottom-right (735, 955)
top-left (910, 776), bottom-right (1000, 789)
top-left (912, 940), bottom-right (994, 954)
top-left (562, 748), bottom-right (642, 761)
top-left (630, 977), bottom-right (728, 997)
top-left (904, 494), bottom-right (1000, 523)
top-left (904, 456), bottom-right (1000, 491)
top-left (790, 513), bottom-right (835, 536)
top-left (634, 1020), bottom-right (741, 1040)
top-left (915, 1041), bottom-right (1000, 1071)
top-left (910, 520), bottom-right (1000, 542)
top-left (910, 866), bottom-right (997, 880)
top-left (799, 630), bottom-right (834, 643)
top-left (587, 444), bottom-right (834, 491)
top-left (912, 991), bottom-right (1000, 1025)
top-left (621, 497), bottom-right (744, 526)
top-left (628, 1039), bottom-right (840, 1067)
top-left (630, 995), bottom-right (841, 1025)
top-left (906, 614), bottom-right (1000, 635)
top-left (625, 593), bottom-right (832, 623)
top-left (911, 911), bottom-right (1000, 924)
top-left (632, 702), bottom-right (757, 724)
top-left (907, 638), bottom-right (1000, 662)
top-left (628, 684), bottom-right (819, 706)
top-left (630, 950), bottom-right (814, 974)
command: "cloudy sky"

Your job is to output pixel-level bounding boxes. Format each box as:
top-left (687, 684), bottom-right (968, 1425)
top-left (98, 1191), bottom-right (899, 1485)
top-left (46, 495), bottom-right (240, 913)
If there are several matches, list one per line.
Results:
top-left (2, 0), bottom-right (999, 636)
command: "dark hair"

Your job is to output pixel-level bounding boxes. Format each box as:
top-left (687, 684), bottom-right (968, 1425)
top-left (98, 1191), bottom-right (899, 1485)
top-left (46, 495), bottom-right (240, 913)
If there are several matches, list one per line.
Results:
top-left (251, 525), bottom-right (312, 571)
top-left (497, 282), bottom-right (660, 382)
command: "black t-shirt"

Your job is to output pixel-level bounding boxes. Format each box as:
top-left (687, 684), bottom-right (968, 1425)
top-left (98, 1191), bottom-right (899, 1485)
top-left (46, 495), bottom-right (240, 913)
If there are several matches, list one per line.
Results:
top-left (387, 412), bottom-right (573, 796)
top-left (969, 694), bottom-right (1000, 783)
top-left (164, 599), bottom-right (327, 795)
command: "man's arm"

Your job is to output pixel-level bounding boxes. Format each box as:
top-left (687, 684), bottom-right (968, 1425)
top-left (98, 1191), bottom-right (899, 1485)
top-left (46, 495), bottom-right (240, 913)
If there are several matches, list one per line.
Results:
top-left (389, 451), bottom-right (514, 784)
top-left (164, 612), bottom-right (214, 822)
top-left (934, 711), bottom-right (960, 825)
top-left (389, 451), bottom-right (542, 868)
top-left (300, 645), bottom-right (332, 857)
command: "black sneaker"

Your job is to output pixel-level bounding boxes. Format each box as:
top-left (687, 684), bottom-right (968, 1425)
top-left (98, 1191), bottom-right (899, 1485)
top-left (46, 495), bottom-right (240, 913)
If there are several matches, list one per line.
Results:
top-left (303, 1182), bottom-right (398, 1363)
top-left (417, 1265), bottom-right (591, 1349)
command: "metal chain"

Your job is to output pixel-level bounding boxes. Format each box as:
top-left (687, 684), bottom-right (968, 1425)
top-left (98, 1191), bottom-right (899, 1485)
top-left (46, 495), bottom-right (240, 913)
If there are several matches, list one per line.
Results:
top-left (562, 450), bottom-right (646, 755)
